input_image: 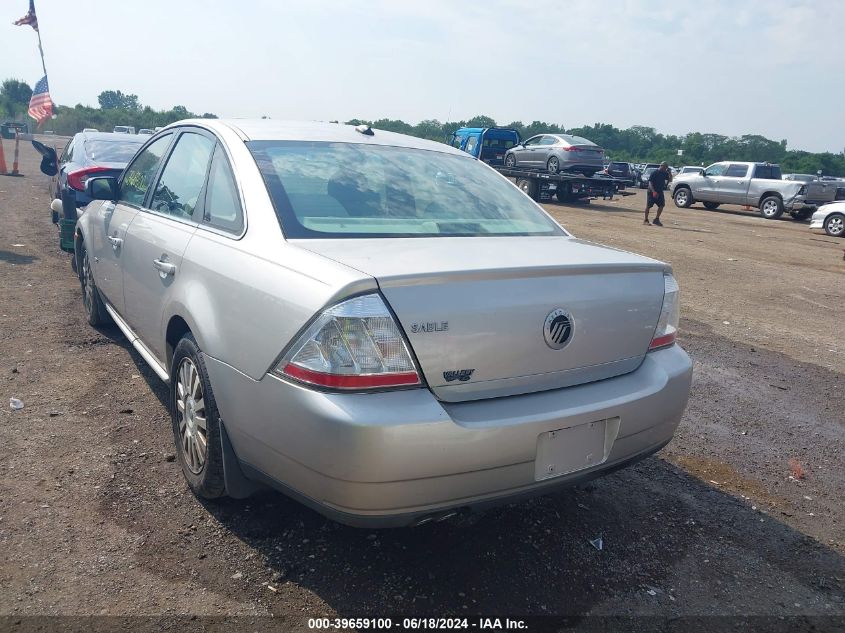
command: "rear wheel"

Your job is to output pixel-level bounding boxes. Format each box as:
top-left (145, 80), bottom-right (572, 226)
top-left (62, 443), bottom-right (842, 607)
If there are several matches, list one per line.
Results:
top-left (823, 212), bottom-right (845, 237)
top-left (555, 183), bottom-right (572, 202)
top-left (79, 244), bottom-right (112, 327)
top-left (171, 334), bottom-right (227, 499)
top-left (546, 156), bottom-right (560, 174)
top-left (703, 201), bottom-right (720, 210)
top-left (673, 187), bottom-right (693, 208)
top-left (504, 153), bottom-right (516, 168)
top-left (759, 196), bottom-right (784, 219)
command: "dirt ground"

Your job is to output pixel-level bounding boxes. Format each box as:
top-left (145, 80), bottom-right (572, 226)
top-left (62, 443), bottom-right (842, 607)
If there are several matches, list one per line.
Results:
top-left (1, 141), bottom-right (843, 630)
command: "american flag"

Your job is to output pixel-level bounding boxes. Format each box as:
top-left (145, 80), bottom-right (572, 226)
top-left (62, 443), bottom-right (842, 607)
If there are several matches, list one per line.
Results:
top-left (28, 76), bottom-right (53, 126)
top-left (13, 0), bottom-right (38, 31)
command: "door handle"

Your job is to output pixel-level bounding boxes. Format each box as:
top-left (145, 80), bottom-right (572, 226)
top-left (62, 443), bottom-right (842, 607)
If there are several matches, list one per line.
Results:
top-left (108, 236), bottom-right (123, 249)
top-left (153, 258), bottom-right (177, 276)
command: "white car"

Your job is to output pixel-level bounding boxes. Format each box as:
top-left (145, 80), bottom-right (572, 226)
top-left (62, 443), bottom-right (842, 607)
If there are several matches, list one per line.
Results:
top-left (810, 202), bottom-right (845, 237)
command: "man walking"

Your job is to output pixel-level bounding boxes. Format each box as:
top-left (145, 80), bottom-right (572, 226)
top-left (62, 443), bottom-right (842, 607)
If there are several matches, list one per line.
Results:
top-left (644, 161), bottom-right (672, 226)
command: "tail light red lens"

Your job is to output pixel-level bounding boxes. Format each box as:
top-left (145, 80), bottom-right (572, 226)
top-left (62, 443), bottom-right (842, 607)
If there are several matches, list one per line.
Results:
top-left (275, 294), bottom-right (422, 391)
top-left (67, 166), bottom-right (111, 192)
top-left (649, 275), bottom-right (680, 351)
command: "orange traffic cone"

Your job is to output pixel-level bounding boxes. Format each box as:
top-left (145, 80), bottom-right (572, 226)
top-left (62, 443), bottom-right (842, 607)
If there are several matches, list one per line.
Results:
top-left (0, 138), bottom-right (7, 174)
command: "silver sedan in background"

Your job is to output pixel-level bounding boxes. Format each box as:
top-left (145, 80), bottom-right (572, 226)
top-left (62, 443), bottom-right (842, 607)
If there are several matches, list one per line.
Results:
top-left (504, 133), bottom-right (605, 176)
top-left (74, 120), bottom-right (692, 527)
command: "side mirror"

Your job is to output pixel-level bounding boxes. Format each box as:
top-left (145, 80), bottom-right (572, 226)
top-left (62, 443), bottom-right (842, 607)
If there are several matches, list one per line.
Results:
top-left (86, 176), bottom-right (118, 201)
top-left (31, 139), bottom-right (59, 176)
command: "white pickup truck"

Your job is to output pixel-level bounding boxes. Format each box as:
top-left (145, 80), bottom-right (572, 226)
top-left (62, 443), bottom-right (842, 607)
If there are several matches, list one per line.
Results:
top-left (671, 162), bottom-right (817, 220)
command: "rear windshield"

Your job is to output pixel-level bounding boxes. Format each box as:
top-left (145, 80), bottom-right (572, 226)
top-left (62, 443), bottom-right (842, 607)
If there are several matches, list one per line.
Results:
top-left (609, 162), bottom-right (628, 169)
top-left (753, 164), bottom-right (782, 180)
top-left (558, 135), bottom-right (596, 146)
top-left (481, 138), bottom-right (516, 149)
top-left (248, 141), bottom-right (565, 238)
top-left (84, 139), bottom-right (144, 163)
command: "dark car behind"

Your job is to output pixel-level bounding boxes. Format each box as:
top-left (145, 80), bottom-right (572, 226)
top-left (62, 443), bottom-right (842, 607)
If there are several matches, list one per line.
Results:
top-left (607, 161), bottom-right (638, 186)
top-left (53, 132), bottom-right (145, 221)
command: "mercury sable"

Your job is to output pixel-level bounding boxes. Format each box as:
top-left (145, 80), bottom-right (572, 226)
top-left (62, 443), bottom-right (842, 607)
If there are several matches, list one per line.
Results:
top-left (75, 120), bottom-right (692, 527)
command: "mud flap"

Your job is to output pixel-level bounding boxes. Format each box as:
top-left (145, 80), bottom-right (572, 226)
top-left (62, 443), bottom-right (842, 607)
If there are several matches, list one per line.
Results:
top-left (220, 422), bottom-right (265, 498)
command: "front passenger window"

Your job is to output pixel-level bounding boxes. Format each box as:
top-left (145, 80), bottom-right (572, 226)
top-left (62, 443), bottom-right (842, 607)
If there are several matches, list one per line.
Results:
top-left (150, 132), bottom-right (214, 219)
top-left (119, 134), bottom-right (173, 206)
top-left (704, 163), bottom-right (727, 177)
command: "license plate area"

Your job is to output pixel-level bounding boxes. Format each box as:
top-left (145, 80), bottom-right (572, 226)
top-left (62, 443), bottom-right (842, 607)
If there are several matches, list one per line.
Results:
top-left (534, 417), bottom-right (620, 481)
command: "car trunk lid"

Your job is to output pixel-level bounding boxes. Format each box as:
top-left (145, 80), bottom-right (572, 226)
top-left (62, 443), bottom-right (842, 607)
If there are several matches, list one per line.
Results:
top-left (294, 236), bottom-right (668, 402)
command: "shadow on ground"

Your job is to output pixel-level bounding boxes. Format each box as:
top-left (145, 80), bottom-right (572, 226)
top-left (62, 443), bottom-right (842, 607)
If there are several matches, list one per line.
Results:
top-left (199, 458), bottom-right (844, 616)
top-left (0, 249), bottom-right (38, 265)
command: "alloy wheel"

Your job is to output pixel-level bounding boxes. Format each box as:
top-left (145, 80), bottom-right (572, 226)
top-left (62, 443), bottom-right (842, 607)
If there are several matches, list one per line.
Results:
top-left (82, 251), bottom-right (95, 315)
top-left (176, 358), bottom-right (208, 474)
top-left (826, 215), bottom-right (844, 236)
top-left (762, 200), bottom-right (779, 217)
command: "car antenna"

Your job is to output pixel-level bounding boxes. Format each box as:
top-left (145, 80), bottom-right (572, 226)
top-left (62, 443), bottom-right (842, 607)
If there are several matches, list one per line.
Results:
top-left (355, 124), bottom-right (374, 136)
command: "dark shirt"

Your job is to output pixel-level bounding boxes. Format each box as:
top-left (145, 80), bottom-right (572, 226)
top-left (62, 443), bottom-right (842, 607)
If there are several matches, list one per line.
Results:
top-left (649, 168), bottom-right (671, 191)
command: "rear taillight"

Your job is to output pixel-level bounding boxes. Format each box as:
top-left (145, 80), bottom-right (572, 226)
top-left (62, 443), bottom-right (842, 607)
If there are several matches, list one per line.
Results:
top-left (649, 274), bottom-right (679, 350)
top-left (565, 146), bottom-right (582, 152)
top-left (274, 294), bottom-right (421, 390)
top-left (67, 166), bottom-right (111, 192)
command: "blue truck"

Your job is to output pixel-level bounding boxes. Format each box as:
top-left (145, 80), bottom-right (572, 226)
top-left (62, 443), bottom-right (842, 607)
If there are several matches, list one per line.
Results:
top-left (449, 127), bottom-right (521, 166)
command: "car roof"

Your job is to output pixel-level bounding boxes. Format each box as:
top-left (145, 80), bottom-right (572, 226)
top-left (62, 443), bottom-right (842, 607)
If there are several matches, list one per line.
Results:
top-left (78, 131), bottom-right (145, 143)
top-left (175, 119), bottom-right (468, 156)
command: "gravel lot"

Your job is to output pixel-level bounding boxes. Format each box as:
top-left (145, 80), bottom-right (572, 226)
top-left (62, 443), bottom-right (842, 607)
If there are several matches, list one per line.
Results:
top-left (1, 142), bottom-right (843, 630)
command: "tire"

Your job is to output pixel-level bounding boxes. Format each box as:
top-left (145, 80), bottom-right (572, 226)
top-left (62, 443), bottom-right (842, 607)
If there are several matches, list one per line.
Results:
top-left (171, 333), bottom-right (227, 499)
top-left (504, 153), bottom-right (516, 168)
top-left (546, 156), bottom-right (560, 174)
top-left (823, 212), bottom-right (845, 237)
top-left (790, 209), bottom-right (811, 221)
top-left (555, 183), bottom-right (572, 202)
top-left (79, 243), bottom-right (112, 327)
top-left (703, 201), bottom-right (720, 210)
top-left (639, 181), bottom-right (646, 189)
top-left (759, 196), bottom-right (784, 219)
top-left (516, 178), bottom-right (539, 200)
top-left (673, 187), bottom-right (693, 208)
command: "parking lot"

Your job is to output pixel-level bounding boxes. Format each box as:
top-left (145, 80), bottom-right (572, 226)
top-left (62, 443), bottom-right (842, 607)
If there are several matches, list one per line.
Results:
top-left (1, 142), bottom-right (843, 624)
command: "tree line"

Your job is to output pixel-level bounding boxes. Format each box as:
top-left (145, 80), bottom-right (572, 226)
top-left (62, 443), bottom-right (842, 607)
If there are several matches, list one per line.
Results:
top-left (2, 78), bottom-right (842, 176)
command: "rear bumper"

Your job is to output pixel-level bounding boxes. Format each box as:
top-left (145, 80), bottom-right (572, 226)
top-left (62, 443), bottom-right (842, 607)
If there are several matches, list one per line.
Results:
top-left (205, 345), bottom-right (693, 527)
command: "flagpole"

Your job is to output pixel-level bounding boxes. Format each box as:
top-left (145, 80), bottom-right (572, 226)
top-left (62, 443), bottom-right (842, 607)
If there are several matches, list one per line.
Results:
top-left (35, 26), bottom-right (47, 77)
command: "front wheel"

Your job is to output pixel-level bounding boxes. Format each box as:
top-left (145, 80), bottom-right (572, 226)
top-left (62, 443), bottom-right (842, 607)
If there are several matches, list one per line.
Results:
top-left (171, 334), bottom-right (227, 499)
top-left (516, 178), bottom-right (539, 200)
top-left (673, 187), bottom-right (693, 208)
top-left (703, 201), bottom-right (720, 210)
top-left (823, 212), bottom-right (845, 237)
top-left (79, 244), bottom-right (112, 327)
top-left (504, 153), bottom-right (516, 168)
top-left (546, 156), bottom-right (560, 174)
top-left (759, 196), bottom-right (784, 219)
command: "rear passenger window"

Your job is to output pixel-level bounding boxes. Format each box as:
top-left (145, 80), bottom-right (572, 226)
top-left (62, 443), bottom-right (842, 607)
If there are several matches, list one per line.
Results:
top-left (203, 146), bottom-right (244, 234)
top-left (753, 165), bottom-right (782, 180)
top-left (150, 132), bottom-right (214, 220)
top-left (725, 164), bottom-right (749, 177)
top-left (119, 134), bottom-right (173, 207)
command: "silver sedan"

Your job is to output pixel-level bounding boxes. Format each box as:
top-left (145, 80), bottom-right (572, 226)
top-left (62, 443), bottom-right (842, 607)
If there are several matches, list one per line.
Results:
top-left (74, 120), bottom-right (692, 527)
top-left (504, 133), bottom-right (605, 176)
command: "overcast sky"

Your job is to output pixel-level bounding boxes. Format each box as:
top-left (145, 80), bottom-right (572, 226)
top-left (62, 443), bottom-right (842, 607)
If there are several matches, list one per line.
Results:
top-left (4, 0), bottom-right (843, 153)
